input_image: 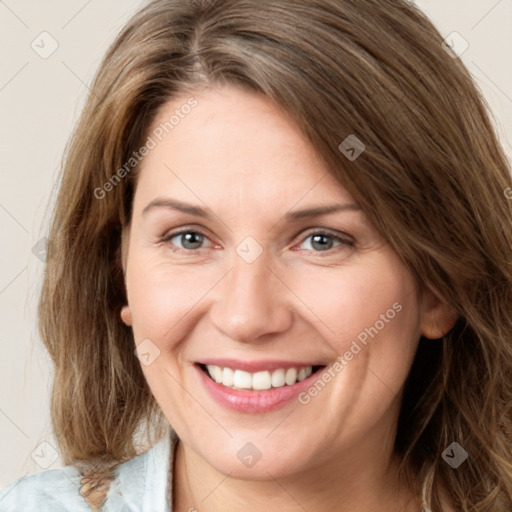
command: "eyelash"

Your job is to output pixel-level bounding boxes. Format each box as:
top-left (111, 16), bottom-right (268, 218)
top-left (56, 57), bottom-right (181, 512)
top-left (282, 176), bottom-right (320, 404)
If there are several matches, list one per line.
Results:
top-left (160, 228), bottom-right (354, 255)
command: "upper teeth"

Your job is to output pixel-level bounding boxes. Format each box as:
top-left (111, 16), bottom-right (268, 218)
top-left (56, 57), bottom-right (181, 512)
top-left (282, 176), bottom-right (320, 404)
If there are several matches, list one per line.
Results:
top-left (206, 365), bottom-right (313, 390)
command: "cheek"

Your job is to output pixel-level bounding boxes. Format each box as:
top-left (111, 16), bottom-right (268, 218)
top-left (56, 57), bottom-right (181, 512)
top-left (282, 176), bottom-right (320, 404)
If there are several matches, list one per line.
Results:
top-left (290, 258), bottom-right (421, 365)
top-left (298, 261), bottom-right (414, 319)
top-left (125, 252), bottom-right (218, 344)
top-left (290, 260), bottom-right (421, 435)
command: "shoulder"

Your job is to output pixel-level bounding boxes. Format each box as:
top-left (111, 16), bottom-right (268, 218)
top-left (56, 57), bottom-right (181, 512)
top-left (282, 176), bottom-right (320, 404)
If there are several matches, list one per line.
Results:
top-left (0, 465), bottom-right (93, 512)
top-left (0, 429), bottom-right (177, 512)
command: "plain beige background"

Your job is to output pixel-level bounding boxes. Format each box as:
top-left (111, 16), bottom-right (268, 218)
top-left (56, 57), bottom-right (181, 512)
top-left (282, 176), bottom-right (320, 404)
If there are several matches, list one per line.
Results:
top-left (1, 0), bottom-right (511, 487)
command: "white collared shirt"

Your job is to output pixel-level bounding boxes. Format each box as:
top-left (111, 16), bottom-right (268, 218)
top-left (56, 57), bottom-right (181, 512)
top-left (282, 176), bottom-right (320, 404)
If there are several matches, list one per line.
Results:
top-left (0, 428), bottom-right (179, 512)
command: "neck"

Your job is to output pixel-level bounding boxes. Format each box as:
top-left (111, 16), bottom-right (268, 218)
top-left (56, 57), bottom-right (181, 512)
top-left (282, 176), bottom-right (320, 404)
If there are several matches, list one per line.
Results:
top-left (172, 437), bottom-right (421, 512)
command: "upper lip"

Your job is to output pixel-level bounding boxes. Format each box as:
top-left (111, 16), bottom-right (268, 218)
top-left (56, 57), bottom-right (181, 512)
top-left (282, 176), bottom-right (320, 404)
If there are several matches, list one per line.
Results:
top-left (196, 358), bottom-right (327, 372)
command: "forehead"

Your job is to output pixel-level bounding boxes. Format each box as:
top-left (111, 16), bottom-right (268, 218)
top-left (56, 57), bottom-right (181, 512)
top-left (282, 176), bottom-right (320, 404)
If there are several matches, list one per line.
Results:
top-left (134, 85), bottom-right (355, 211)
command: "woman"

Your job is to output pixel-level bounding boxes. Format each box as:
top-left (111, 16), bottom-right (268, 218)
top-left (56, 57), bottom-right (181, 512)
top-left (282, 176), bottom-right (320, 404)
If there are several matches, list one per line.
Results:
top-left (1, 0), bottom-right (511, 511)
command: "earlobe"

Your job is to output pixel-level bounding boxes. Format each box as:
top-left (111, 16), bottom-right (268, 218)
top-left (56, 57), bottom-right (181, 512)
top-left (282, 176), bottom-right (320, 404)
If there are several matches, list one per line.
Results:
top-left (120, 305), bottom-right (132, 326)
top-left (420, 292), bottom-right (457, 340)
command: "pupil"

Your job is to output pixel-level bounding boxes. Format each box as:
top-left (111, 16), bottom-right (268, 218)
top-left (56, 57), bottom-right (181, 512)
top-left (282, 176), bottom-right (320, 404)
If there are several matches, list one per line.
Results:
top-left (182, 232), bottom-right (202, 249)
top-left (312, 234), bottom-right (332, 251)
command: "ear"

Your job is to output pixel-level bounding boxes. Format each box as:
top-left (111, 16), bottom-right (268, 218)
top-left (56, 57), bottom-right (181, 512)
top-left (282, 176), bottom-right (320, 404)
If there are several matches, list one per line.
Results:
top-left (120, 305), bottom-right (132, 326)
top-left (420, 291), bottom-right (457, 339)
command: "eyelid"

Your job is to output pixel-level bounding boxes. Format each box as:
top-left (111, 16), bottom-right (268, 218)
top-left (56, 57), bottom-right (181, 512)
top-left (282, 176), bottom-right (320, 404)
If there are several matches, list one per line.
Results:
top-left (296, 227), bottom-right (354, 245)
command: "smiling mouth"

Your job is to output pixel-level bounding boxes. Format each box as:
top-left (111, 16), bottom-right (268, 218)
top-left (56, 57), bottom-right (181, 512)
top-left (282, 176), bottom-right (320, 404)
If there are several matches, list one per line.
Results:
top-left (198, 363), bottom-right (326, 391)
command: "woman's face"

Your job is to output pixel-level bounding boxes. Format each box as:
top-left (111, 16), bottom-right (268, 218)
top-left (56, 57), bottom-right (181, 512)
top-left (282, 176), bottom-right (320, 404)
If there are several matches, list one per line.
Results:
top-left (121, 84), bottom-right (452, 480)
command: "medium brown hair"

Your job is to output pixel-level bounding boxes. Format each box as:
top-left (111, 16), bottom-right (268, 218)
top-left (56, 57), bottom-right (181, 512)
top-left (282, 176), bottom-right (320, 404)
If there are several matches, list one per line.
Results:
top-left (40, 0), bottom-right (512, 510)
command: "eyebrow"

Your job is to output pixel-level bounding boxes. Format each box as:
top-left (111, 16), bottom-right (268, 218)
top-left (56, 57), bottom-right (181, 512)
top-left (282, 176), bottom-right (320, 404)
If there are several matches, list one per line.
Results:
top-left (142, 197), bottom-right (361, 221)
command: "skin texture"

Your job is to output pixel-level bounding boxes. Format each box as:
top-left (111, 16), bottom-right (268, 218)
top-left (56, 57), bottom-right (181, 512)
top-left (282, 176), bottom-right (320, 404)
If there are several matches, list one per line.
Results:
top-left (120, 84), bottom-right (455, 512)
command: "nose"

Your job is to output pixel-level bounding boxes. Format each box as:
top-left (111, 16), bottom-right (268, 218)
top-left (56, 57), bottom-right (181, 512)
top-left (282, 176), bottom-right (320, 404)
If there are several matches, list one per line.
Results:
top-left (209, 248), bottom-right (294, 343)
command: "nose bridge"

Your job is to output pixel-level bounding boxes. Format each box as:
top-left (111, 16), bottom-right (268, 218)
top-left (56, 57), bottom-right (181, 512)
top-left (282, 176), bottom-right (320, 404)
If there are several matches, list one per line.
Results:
top-left (210, 243), bottom-right (292, 342)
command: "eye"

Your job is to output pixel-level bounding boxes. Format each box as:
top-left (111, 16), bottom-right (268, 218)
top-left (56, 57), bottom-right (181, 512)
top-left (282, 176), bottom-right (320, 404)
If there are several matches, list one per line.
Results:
top-left (297, 230), bottom-right (354, 253)
top-left (162, 229), bottom-right (214, 252)
top-left (161, 228), bottom-right (354, 255)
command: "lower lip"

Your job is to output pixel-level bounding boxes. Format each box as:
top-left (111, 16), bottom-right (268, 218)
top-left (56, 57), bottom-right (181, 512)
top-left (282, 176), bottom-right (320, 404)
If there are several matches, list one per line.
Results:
top-left (195, 364), bottom-right (324, 413)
